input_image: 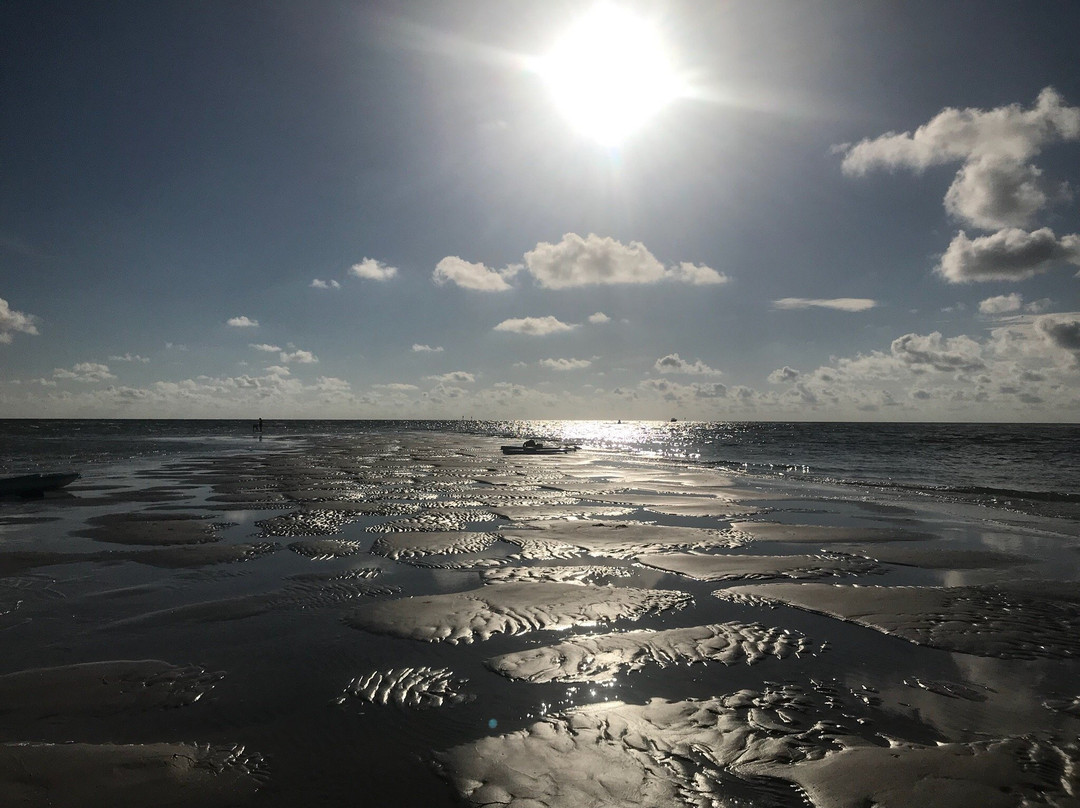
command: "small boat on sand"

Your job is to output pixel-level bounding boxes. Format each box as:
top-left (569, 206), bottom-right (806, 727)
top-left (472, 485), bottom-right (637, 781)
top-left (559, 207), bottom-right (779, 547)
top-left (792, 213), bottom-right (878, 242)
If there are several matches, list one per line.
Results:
top-left (0, 472), bottom-right (81, 498)
top-left (501, 440), bottom-right (579, 456)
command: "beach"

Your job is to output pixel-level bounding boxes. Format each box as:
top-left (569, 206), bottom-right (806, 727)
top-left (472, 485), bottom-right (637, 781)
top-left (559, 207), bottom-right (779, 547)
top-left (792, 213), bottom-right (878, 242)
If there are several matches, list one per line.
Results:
top-left (1, 425), bottom-right (1078, 807)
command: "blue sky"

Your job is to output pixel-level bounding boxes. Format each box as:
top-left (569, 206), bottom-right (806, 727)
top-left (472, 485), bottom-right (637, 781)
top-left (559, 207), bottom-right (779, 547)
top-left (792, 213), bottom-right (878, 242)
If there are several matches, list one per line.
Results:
top-left (2, 0), bottom-right (1078, 420)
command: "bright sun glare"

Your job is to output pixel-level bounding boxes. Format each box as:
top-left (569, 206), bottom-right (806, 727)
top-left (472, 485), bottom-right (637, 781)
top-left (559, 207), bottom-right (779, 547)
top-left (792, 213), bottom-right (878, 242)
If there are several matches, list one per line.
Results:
top-left (538, 4), bottom-right (683, 146)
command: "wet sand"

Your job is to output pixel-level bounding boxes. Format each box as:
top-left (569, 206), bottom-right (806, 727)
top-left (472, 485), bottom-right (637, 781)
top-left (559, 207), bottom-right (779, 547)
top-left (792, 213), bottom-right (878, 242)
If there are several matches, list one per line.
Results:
top-left (1, 431), bottom-right (1078, 806)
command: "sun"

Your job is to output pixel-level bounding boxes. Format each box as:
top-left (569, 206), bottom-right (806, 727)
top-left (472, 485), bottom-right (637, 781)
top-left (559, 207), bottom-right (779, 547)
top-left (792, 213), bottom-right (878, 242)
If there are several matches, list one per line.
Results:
top-left (537, 4), bottom-right (683, 146)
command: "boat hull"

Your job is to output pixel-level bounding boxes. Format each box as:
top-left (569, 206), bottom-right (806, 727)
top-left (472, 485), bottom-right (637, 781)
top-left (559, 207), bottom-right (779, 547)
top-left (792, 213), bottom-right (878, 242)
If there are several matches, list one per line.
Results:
top-left (0, 473), bottom-right (80, 498)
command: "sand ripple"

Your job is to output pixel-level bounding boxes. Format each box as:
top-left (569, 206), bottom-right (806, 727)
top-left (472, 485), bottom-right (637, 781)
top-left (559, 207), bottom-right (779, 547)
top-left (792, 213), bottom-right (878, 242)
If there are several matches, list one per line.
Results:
top-left (480, 565), bottom-right (632, 586)
top-left (337, 667), bottom-right (473, 709)
top-left (344, 582), bottom-right (692, 644)
top-left (486, 621), bottom-right (816, 683)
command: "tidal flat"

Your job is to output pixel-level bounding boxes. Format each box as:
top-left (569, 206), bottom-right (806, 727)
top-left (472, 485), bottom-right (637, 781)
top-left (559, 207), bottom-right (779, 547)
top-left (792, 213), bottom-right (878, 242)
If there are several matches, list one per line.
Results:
top-left (1, 431), bottom-right (1078, 807)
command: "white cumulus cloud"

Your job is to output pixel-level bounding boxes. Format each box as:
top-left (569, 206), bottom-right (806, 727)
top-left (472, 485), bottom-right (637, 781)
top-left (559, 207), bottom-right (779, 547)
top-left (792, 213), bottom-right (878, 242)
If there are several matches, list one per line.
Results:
top-left (937, 227), bottom-right (1080, 283)
top-left (768, 366), bottom-right (801, 383)
top-left (654, 353), bottom-right (722, 376)
top-left (0, 297), bottom-right (40, 343)
top-left (310, 278), bottom-right (341, 289)
top-left (587, 312), bottom-right (611, 324)
top-left (279, 349), bottom-right (318, 364)
top-left (53, 362), bottom-right (115, 383)
top-left (427, 371), bottom-right (475, 384)
top-left (668, 261), bottom-right (730, 285)
top-left (539, 357), bottom-right (592, 371)
top-left (978, 293), bottom-right (1024, 315)
top-left (432, 257), bottom-right (517, 291)
top-left (772, 298), bottom-right (878, 312)
top-left (890, 332), bottom-right (985, 372)
top-left (227, 316), bottom-right (259, 328)
top-left (412, 344), bottom-right (444, 352)
top-left (249, 343), bottom-right (282, 353)
top-left (108, 353), bottom-right (149, 363)
top-left (493, 316), bottom-right (576, 336)
top-left (350, 258), bottom-right (398, 281)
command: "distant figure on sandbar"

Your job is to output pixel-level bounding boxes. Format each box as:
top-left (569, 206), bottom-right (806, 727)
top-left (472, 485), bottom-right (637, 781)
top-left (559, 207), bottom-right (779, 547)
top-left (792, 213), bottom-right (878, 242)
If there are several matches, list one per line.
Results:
top-left (253, 417), bottom-right (263, 439)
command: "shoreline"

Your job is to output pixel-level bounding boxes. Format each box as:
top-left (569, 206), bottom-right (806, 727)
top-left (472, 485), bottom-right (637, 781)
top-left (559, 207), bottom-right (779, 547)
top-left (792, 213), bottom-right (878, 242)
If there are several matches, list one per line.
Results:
top-left (1, 429), bottom-right (1078, 806)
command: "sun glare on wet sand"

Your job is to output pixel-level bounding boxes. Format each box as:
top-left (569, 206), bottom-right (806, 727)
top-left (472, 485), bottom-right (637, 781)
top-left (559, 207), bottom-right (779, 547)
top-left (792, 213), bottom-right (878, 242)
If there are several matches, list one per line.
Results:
top-left (536, 4), bottom-right (684, 146)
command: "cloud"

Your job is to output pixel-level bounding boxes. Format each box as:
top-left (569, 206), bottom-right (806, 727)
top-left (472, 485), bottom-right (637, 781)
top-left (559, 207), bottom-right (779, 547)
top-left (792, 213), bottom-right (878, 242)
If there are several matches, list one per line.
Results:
top-left (279, 349), bottom-right (318, 364)
top-left (1036, 315), bottom-right (1080, 352)
top-left (840, 89), bottom-right (1080, 232)
top-left (350, 258), bottom-right (398, 281)
top-left (108, 353), bottom-right (149, 363)
top-left (768, 366), bottom-right (801, 383)
top-left (943, 155), bottom-right (1053, 230)
top-left (432, 257), bottom-right (517, 291)
top-left (412, 343), bottom-right (444, 352)
top-left (890, 332), bottom-right (985, 372)
top-left (427, 371), bottom-right (475, 384)
top-left (310, 278), bottom-right (341, 289)
top-left (654, 353), bottom-right (722, 376)
top-left (264, 365), bottom-right (290, 376)
top-left (667, 262), bottom-right (730, 285)
top-left (772, 298), bottom-right (878, 311)
top-left (493, 316), bottom-right (576, 335)
top-left (839, 87), bottom-right (1080, 175)
top-left (53, 362), bottom-right (115, 383)
top-left (524, 233), bottom-right (667, 289)
top-left (936, 227), bottom-right (1080, 283)
top-left (539, 357), bottom-right (592, 371)
top-left (249, 343), bottom-right (282, 353)
top-left (374, 382), bottom-right (420, 392)
top-left (227, 316), bottom-right (259, 328)
top-left (978, 293), bottom-right (1024, 315)
top-left (587, 312), bottom-right (611, 324)
top-left (0, 297), bottom-right (40, 343)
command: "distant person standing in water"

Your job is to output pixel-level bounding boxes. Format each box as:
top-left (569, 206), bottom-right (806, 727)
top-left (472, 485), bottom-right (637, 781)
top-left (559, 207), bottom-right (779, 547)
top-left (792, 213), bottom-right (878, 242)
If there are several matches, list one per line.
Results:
top-left (253, 417), bottom-right (263, 437)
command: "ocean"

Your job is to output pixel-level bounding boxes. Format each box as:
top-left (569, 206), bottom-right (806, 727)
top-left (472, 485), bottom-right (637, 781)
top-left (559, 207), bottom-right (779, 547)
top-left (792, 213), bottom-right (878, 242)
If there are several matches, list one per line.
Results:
top-left (3, 419), bottom-right (1078, 517)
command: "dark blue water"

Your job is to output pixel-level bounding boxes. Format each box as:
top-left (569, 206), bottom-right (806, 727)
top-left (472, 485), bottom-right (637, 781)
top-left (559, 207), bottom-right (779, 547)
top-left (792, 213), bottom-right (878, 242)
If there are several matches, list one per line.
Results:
top-left (2, 419), bottom-right (1077, 512)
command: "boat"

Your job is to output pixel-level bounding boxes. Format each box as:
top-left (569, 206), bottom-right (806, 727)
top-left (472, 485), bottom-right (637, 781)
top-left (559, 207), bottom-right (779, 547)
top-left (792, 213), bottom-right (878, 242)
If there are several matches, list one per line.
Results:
top-left (501, 440), bottom-right (579, 455)
top-left (0, 472), bottom-right (81, 498)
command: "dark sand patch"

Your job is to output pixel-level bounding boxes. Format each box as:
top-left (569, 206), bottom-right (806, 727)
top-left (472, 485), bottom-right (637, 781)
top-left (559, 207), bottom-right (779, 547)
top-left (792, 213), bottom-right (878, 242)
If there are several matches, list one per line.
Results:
top-left (499, 521), bottom-right (745, 560)
top-left (486, 504), bottom-right (637, 521)
top-left (112, 569), bottom-right (396, 626)
top-left (76, 513), bottom-right (222, 546)
top-left (127, 542), bottom-right (279, 568)
top-left (719, 582), bottom-right (1080, 659)
top-left (0, 741), bottom-right (265, 808)
top-left (637, 551), bottom-right (881, 582)
top-left (369, 531), bottom-right (499, 560)
top-left (486, 621), bottom-right (815, 683)
top-left (479, 565), bottom-right (631, 585)
top-left (830, 544), bottom-right (1034, 569)
top-left (344, 582), bottom-right (691, 644)
top-left (730, 521), bottom-right (934, 543)
top-left (287, 539), bottom-right (366, 560)
top-left (0, 660), bottom-right (223, 720)
top-left (337, 667), bottom-right (473, 709)
top-left (904, 678), bottom-right (990, 702)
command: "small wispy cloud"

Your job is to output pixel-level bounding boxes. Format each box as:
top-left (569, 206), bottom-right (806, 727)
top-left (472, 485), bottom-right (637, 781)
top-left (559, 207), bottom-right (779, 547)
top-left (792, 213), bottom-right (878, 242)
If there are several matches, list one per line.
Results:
top-left (310, 278), bottom-right (341, 289)
top-left (374, 382), bottom-right (420, 391)
top-left (227, 315), bottom-right (259, 327)
top-left (350, 258), bottom-right (398, 281)
top-left (588, 312), bottom-right (611, 324)
top-left (250, 343), bottom-right (282, 353)
top-left (108, 353), bottom-right (149, 363)
top-left (772, 298), bottom-right (878, 311)
top-left (412, 344), bottom-right (444, 353)
top-left (493, 316), bottom-right (576, 336)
